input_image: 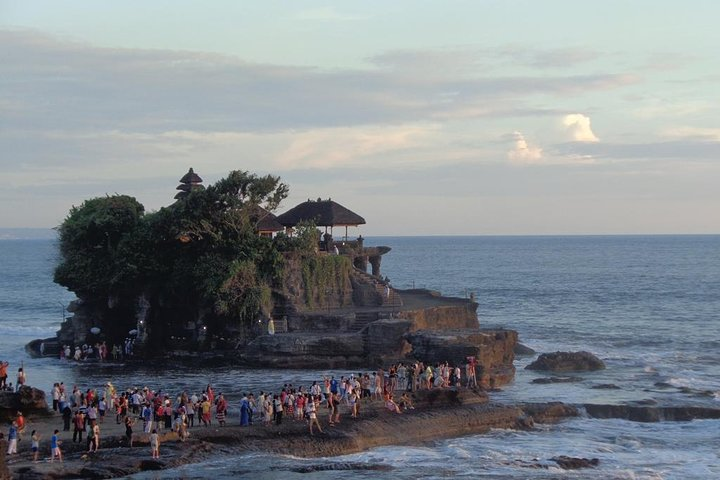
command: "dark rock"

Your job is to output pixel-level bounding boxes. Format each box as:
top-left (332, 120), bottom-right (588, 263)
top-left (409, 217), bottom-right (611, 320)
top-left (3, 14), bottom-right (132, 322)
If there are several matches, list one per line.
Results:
top-left (591, 383), bottom-right (621, 390)
top-left (584, 404), bottom-right (720, 422)
top-left (0, 386), bottom-right (48, 422)
top-left (551, 456), bottom-right (599, 469)
top-left (289, 462), bottom-right (393, 473)
top-left (514, 343), bottom-right (536, 356)
top-left (521, 402), bottom-right (579, 423)
top-left (532, 376), bottom-right (583, 384)
top-left (526, 351), bottom-right (605, 372)
top-left (517, 415), bottom-right (535, 430)
top-left (139, 459), bottom-right (166, 471)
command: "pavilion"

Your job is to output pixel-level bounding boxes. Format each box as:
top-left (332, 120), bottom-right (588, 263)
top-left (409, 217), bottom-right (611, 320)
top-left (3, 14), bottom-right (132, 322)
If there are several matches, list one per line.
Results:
top-left (276, 198), bottom-right (366, 241)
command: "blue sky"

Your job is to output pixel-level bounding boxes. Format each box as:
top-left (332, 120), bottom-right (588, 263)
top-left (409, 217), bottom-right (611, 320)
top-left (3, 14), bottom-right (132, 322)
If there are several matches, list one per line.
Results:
top-left (1, 1), bottom-right (719, 234)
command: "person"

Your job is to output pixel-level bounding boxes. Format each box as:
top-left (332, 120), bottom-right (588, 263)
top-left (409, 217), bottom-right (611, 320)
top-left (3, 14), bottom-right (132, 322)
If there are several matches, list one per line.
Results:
top-left (0, 361), bottom-right (8, 389)
top-left (15, 411), bottom-right (25, 433)
top-left (398, 392), bottom-right (415, 411)
top-left (239, 393), bottom-right (250, 426)
top-left (268, 317), bottom-right (276, 335)
top-left (62, 405), bottom-right (72, 431)
top-left (31, 430), bottom-right (40, 462)
top-left (216, 393), bottom-right (227, 426)
top-left (150, 429), bottom-right (160, 459)
top-left (273, 394), bottom-right (283, 425)
top-left (73, 410), bottom-right (85, 443)
top-left (307, 395), bottom-right (322, 435)
top-left (16, 367), bottom-right (26, 391)
top-left (201, 396), bottom-right (212, 426)
top-left (87, 421), bottom-right (99, 453)
top-left (50, 429), bottom-right (62, 463)
top-left (124, 415), bottom-right (135, 447)
top-left (7, 421), bottom-right (18, 455)
top-left (385, 396), bottom-right (402, 414)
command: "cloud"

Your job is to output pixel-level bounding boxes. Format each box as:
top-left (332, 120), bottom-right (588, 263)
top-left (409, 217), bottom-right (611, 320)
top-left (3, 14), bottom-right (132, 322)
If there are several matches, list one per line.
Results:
top-left (507, 131), bottom-right (543, 164)
top-left (563, 113), bottom-right (599, 142)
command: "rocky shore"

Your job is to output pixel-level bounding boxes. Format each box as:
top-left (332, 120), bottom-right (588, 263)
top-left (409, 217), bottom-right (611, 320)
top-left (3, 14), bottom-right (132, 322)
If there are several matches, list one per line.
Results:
top-left (4, 389), bottom-right (578, 479)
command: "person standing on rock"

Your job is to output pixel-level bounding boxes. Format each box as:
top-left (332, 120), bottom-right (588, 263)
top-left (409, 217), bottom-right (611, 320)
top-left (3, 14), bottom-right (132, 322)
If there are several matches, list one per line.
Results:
top-left (0, 361), bottom-right (8, 389)
top-left (31, 430), bottom-right (40, 462)
top-left (16, 367), bottom-right (26, 391)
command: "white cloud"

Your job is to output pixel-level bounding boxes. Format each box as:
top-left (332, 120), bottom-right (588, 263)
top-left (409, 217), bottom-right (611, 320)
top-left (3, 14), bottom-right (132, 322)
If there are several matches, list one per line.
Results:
top-left (563, 113), bottom-right (599, 142)
top-left (507, 131), bottom-right (543, 164)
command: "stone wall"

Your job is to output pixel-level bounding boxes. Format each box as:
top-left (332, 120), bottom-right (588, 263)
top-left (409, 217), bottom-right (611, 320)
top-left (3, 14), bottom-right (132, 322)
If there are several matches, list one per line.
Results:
top-left (396, 304), bottom-right (479, 331)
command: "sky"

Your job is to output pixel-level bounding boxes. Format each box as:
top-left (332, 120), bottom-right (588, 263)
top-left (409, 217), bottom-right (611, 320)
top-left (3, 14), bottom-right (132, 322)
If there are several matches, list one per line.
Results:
top-left (1, 0), bottom-right (719, 235)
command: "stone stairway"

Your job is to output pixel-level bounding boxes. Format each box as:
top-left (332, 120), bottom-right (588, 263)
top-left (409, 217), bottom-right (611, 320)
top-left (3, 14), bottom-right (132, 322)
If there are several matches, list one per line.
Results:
top-left (350, 267), bottom-right (403, 308)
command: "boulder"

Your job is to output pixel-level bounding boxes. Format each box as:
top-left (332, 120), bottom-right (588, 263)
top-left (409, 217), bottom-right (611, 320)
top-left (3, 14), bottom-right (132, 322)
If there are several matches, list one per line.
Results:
top-left (531, 376), bottom-right (582, 384)
top-left (525, 351), bottom-right (605, 372)
top-left (551, 456), bottom-right (599, 469)
top-left (0, 386), bottom-right (48, 422)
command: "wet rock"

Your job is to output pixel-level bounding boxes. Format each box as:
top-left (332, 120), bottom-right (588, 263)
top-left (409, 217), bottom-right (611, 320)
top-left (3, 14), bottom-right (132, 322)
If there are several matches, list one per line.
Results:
top-left (138, 459), bottom-right (166, 471)
top-left (551, 456), bottom-right (599, 469)
top-left (289, 462), bottom-right (393, 473)
top-left (532, 376), bottom-right (583, 384)
top-left (591, 383), bottom-right (621, 389)
top-left (514, 343), bottom-right (536, 356)
top-left (526, 351), bottom-right (605, 372)
top-left (584, 404), bottom-right (720, 422)
top-left (521, 402), bottom-right (579, 423)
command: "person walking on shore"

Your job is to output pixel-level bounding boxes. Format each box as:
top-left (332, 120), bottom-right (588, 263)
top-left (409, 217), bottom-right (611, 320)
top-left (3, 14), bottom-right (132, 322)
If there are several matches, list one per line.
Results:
top-left (308, 395), bottom-right (323, 435)
top-left (72, 410), bottom-right (85, 443)
top-left (31, 430), bottom-right (40, 462)
top-left (150, 429), bottom-right (160, 458)
top-left (6, 421), bottom-right (18, 455)
top-left (50, 430), bottom-right (63, 463)
top-left (124, 416), bottom-right (135, 447)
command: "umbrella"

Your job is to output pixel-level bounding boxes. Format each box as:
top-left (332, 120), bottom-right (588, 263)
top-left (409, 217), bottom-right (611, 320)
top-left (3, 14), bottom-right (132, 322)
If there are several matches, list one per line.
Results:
top-left (129, 329), bottom-right (138, 335)
top-left (90, 327), bottom-right (101, 334)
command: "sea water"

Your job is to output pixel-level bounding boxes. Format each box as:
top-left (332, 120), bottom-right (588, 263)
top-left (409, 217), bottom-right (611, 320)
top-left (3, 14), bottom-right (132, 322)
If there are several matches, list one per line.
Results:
top-left (1, 233), bottom-right (719, 479)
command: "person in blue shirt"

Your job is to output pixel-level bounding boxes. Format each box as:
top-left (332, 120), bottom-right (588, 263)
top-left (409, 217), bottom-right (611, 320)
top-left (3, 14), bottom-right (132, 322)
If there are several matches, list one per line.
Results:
top-left (51, 429), bottom-right (63, 463)
top-left (6, 421), bottom-right (18, 454)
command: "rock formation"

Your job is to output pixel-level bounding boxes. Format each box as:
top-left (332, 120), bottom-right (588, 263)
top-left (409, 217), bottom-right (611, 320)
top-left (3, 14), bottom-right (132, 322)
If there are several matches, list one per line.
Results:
top-left (0, 386), bottom-right (48, 422)
top-left (526, 351), bottom-right (605, 372)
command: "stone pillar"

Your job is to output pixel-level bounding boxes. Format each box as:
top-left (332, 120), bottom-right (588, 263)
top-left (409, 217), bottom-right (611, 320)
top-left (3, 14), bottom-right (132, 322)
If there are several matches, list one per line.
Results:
top-left (369, 255), bottom-right (382, 277)
top-left (354, 255), bottom-right (368, 273)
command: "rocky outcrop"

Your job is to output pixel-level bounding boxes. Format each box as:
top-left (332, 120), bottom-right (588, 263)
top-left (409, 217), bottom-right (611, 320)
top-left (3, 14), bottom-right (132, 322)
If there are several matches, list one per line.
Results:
top-left (583, 404), bottom-right (720, 422)
top-left (526, 351), bottom-right (605, 372)
top-left (514, 343), bottom-right (536, 356)
top-left (9, 394), bottom-right (580, 479)
top-left (405, 329), bottom-right (517, 387)
top-left (532, 376), bottom-right (583, 384)
top-left (551, 456), bottom-right (599, 469)
top-left (0, 386), bottom-right (48, 422)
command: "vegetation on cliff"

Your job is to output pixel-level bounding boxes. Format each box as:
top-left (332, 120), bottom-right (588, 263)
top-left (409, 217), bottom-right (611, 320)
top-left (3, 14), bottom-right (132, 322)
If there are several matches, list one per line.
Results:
top-left (53, 170), bottom-right (320, 349)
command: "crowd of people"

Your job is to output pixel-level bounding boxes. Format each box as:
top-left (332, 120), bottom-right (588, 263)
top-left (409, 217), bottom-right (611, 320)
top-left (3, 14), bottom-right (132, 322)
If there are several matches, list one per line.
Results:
top-left (5, 358), bottom-right (480, 463)
top-left (58, 338), bottom-right (136, 362)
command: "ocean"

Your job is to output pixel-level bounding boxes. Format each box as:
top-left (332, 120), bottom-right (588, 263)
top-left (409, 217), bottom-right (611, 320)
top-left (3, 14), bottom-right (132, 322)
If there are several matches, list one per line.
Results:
top-left (1, 233), bottom-right (719, 479)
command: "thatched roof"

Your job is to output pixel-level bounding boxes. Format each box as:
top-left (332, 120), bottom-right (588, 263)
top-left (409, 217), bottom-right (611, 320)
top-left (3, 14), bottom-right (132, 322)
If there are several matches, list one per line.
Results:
top-left (174, 167), bottom-right (205, 200)
top-left (247, 205), bottom-right (284, 232)
top-left (180, 167), bottom-right (203, 184)
top-left (276, 199), bottom-right (366, 227)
